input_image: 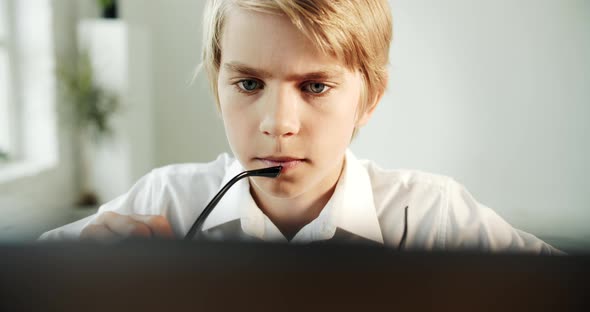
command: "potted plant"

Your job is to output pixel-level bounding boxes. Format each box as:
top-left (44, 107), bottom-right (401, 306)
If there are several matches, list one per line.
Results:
top-left (97, 0), bottom-right (118, 19)
top-left (57, 51), bottom-right (119, 206)
top-left (0, 148), bottom-right (8, 163)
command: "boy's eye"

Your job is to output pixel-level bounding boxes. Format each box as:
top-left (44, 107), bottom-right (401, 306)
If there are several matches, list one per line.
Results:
top-left (304, 82), bottom-right (329, 94)
top-left (238, 79), bottom-right (260, 91)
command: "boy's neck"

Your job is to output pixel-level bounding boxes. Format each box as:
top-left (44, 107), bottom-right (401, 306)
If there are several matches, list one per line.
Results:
top-left (249, 160), bottom-right (344, 241)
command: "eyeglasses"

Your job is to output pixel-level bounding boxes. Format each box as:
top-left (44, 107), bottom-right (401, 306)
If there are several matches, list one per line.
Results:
top-left (398, 206), bottom-right (408, 251)
top-left (184, 166), bottom-right (283, 240)
top-left (184, 166), bottom-right (409, 251)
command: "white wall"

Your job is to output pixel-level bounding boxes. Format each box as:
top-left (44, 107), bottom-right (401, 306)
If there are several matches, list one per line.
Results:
top-left (121, 0), bottom-right (230, 167)
top-left (352, 0), bottom-right (590, 241)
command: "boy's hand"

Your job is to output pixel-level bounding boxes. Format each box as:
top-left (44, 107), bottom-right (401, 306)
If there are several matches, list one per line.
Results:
top-left (80, 211), bottom-right (175, 242)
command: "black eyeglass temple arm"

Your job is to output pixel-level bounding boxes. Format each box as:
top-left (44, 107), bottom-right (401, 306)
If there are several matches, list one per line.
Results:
top-left (184, 166), bottom-right (282, 240)
top-left (398, 206), bottom-right (409, 251)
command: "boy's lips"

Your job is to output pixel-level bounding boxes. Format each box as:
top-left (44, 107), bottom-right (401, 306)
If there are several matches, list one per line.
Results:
top-left (255, 157), bottom-right (306, 173)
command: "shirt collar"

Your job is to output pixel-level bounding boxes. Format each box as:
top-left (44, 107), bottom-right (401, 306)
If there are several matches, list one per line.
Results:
top-left (200, 149), bottom-right (384, 245)
top-left (324, 149), bottom-right (384, 244)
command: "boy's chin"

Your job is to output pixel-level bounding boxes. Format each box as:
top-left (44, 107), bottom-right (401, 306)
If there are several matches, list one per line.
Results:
top-left (249, 176), bottom-right (304, 199)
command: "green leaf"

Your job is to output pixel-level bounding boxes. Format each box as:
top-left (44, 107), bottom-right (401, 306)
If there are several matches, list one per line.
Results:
top-left (97, 0), bottom-right (115, 9)
top-left (0, 149), bottom-right (8, 161)
top-left (56, 50), bottom-right (120, 143)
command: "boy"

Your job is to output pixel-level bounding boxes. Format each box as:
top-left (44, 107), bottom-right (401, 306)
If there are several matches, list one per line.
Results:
top-left (41, 0), bottom-right (561, 254)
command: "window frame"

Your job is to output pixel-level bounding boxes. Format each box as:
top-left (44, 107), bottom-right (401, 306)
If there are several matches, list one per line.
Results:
top-left (0, 0), bottom-right (61, 182)
top-left (0, 0), bottom-right (22, 165)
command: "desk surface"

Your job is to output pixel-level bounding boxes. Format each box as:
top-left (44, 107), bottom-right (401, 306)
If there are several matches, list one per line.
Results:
top-left (1, 241), bottom-right (588, 311)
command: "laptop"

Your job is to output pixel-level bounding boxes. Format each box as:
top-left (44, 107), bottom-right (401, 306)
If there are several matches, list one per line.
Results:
top-left (1, 240), bottom-right (588, 311)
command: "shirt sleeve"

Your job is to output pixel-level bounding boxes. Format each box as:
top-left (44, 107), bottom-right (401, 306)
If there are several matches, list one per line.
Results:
top-left (38, 170), bottom-right (159, 241)
top-left (441, 179), bottom-right (565, 255)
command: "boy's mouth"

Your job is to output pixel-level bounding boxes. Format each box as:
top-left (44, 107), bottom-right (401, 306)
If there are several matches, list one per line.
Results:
top-left (255, 157), bottom-right (306, 172)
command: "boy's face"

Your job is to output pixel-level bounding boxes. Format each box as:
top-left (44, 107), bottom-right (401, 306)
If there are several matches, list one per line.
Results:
top-left (217, 8), bottom-right (374, 199)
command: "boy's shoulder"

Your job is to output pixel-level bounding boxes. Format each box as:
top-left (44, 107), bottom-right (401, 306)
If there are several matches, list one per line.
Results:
top-left (358, 158), bottom-right (457, 192)
top-left (147, 153), bottom-right (235, 192)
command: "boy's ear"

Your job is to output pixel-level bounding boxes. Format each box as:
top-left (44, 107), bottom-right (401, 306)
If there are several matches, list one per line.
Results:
top-left (356, 92), bottom-right (384, 127)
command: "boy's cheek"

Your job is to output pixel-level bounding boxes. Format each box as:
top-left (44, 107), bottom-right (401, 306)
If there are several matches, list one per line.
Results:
top-left (224, 117), bottom-right (259, 153)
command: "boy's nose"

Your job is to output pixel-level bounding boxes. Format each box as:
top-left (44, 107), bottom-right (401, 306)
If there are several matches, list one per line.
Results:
top-left (259, 87), bottom-right (301, 138)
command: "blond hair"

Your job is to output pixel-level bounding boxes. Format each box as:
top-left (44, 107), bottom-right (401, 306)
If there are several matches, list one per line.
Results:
top-left (201, 0), bottom-right (392, 130)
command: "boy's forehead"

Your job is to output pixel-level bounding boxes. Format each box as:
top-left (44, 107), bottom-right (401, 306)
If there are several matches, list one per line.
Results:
top-left (220, 7), bottom-right (351, 77)
top-left (222, 61), bottom-right (347, 80)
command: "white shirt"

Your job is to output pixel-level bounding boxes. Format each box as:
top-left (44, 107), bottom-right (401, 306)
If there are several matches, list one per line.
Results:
top-left (40, 150), bottom-right (562, 254)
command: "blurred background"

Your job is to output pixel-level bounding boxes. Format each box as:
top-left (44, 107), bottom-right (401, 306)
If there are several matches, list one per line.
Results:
top-left (0, 0), bottom-right (588, 253)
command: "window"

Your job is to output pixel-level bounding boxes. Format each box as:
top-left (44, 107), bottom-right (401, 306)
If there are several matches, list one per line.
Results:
top-left (0, 0), bottom-right (14, 164)
top-left (0, 0), bottom-right (59, 179)
top-left (0, 0), bottom-right (77, 239)
top-left (0, 0), bottom-right (10, 164)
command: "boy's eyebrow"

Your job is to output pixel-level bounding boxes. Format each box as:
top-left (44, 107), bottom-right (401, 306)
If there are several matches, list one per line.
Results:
top-left (223, 61), bottom-right (345, 80)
